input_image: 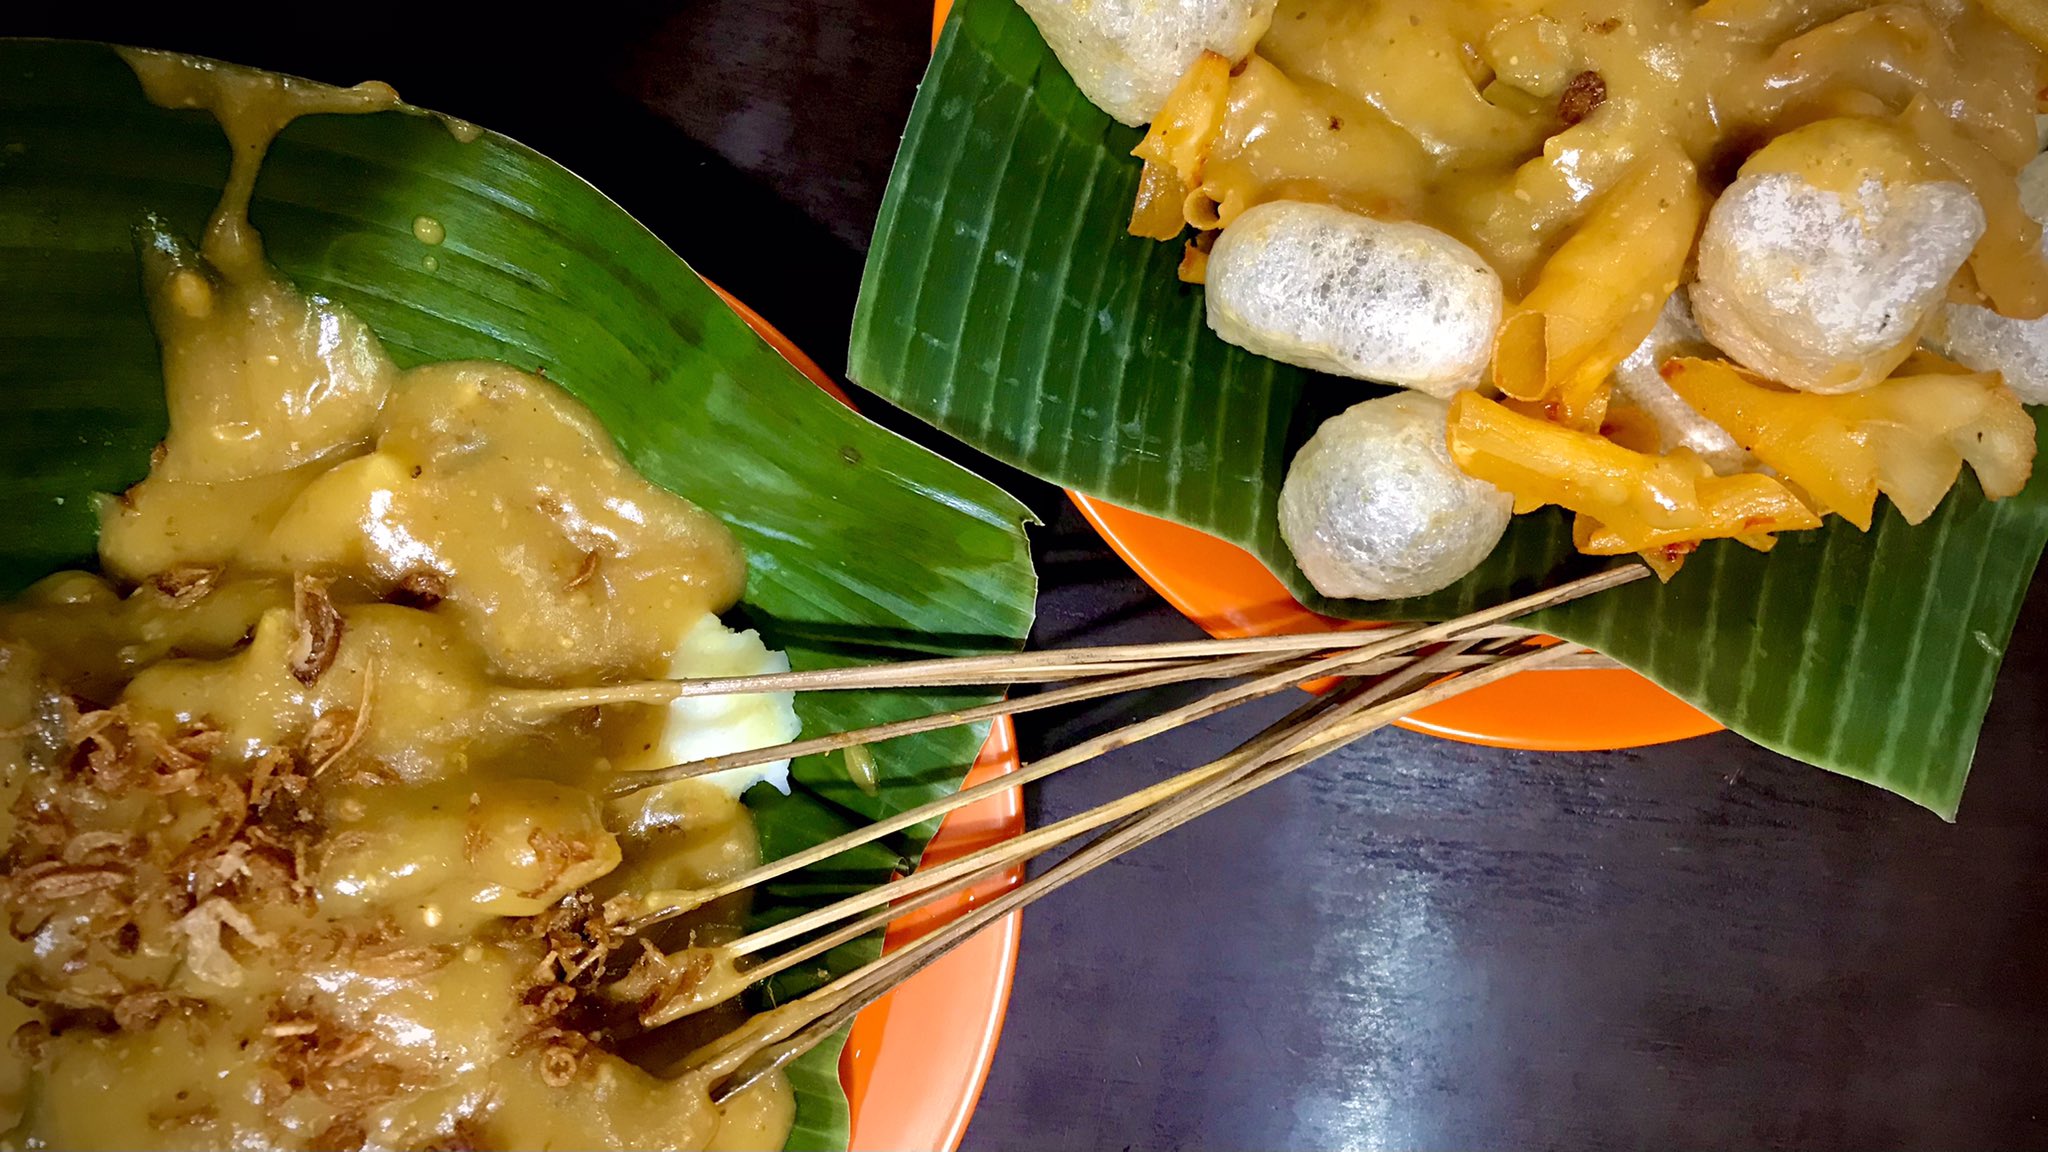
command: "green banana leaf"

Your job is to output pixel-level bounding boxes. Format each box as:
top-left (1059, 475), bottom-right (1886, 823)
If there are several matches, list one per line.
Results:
top-left (848, 0), bottom-right (2048, 819)
top-left (0, 39), bottom-right (1037, 1151)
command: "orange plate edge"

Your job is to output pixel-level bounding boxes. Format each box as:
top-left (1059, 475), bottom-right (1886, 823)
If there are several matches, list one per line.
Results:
top-left (712, 280), bottom-right (1023, 1151)
top-left (1067, 493), bottom-right (1721, 752)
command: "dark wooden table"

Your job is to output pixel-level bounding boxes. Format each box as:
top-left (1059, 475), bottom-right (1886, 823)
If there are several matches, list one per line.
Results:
top-left (30, 5), bottom-right (2048, 1148)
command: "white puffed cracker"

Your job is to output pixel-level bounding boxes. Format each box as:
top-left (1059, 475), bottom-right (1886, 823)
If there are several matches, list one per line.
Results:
top-left (1205, 201), bottom-right (1503, 396)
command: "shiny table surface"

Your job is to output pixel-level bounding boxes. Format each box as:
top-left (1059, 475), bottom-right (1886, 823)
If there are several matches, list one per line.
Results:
top-left (28, 5), bottom-right (2048, 1148)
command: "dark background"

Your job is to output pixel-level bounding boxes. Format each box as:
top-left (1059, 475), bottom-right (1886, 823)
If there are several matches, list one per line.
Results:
top-left (17, 4), bottom-right (2048, 1148)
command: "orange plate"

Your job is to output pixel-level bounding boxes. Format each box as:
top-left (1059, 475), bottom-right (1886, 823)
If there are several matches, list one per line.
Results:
top-left (923, 0), bottom-right (1716, 753)
top-left (711, 281), bottom-right (1022, 1151)
top-left (1071, 494), bottom-right (1718, 750)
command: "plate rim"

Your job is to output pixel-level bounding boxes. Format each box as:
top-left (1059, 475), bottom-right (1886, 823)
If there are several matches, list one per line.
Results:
top-left (1068, 492), bottom-right (1722, 751)
top-left (709, 281), bottom-right (1024, 1151)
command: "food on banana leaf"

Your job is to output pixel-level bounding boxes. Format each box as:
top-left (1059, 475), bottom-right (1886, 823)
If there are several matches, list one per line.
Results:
top-left (1028, 0), bottom-right (2047, 591)
top-left (0, 49), bottom-right (804, 1151)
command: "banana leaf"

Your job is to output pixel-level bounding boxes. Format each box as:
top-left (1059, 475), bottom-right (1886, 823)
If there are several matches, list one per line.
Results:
top-left (848, 0), bottom-right (2048, 819)
top-left (0, 39), bottom-right (1037, 1151)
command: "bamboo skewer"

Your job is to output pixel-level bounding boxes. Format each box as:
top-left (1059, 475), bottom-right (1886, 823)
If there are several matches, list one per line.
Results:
top-left (704, 639), bottom-right (1458, 1024)
top-left (716, 736), bottom-right (1259, 958)
top-left (603, 566), bottom-right (1644, 797)
top-left (617, 639), bottom-right (1613, 933)
top-left (635, 855), bottom-right (1020, 1030)
top-left (630, 668), bottom-right (1449, 1016)
top-left (603, 646), bottom-right (1302, 796)
top-left (608, 651), bottom-right (1617, 800)
top-left (625, 639), bottom-right (1517, 1023)
top-left (696, 640), bottom-right (1581, 1102)
top-left (492, 621), bottom-right (1562, 715)
top-left (659, 638), bottom-right (1482, 1041)
top-left (545, 566), bottom-right (1646, 1096)
top-left (611, 570), bottom-right (1636, 946)
top-left (502, 658), bottom-right (1216, 713)
top-left (665, 683), bottom-right (1377, 1092)
top-left (502, 568), bottom-right (1638, 723)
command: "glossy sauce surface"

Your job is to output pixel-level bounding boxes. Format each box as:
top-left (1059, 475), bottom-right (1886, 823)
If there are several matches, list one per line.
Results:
top-left (0, 50), bottom-right (790, 1151)
top-left (1187, 0), bottom-right (2047, 300)
top-left (1131, 0), bottom-right (2047, 569)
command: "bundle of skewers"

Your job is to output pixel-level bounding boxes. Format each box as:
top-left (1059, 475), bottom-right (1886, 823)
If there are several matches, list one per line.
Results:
top-left (533, 566), bottom-right (1644, 1100)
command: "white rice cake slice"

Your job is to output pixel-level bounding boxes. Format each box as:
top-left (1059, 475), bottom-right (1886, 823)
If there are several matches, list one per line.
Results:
top-left (1014, 0), bottom-right (1274, 126)
top-left (652, 614), bottom-right (800, 800)
top-left (1205, 200), bottom-right (1503, 395)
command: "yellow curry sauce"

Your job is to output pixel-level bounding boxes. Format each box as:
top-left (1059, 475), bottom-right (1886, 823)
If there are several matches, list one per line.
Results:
top-left (0, 51), bottom-right (795, 1150)
top-left (1133, 0), bottom-right (2046, 573)
top-left (1154, 0), bottom-right (2047, 303)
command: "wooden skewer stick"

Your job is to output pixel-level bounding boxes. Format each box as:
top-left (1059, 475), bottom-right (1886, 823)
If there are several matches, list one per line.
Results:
top-left (605, 647), bottom-right (1305, 796)
top-left (665, 680), bottom-right (1379, 1089)
top-left (496, 658), bottom-right (1212, 712)
top-left (633, 567), bottom-right (1638, 1086)
top-left (606, 652), bottom-right (1620, 801)
top-left (614, 567), bottom-right (1640, 928)
top-left (701, 640), bottom-right (1579, 1102)
top-left (635, 855), bottom-right (1019, 1030)
top-left (713, 720), bottom-right (1285, 959)
top-left (491, 616), bottom-right (1566, 715)
top-left (618, 638), bottom-right (1606, 932)
top-left (672, 645), bottom-right (1460, 1066)
top-left (606, 566), bottom-right (1645, 797)
top-left (671, 569), bottom-right (1639, 1093)
top-left (627, 681), bottom-right (1409, 1022)
top-left (685, 641), bottom-right (1461, 967)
